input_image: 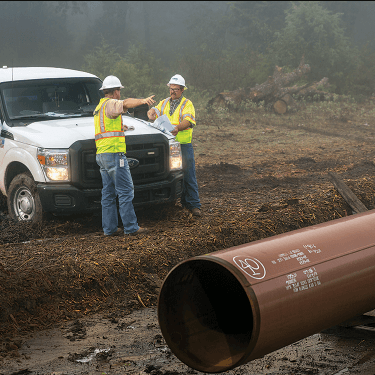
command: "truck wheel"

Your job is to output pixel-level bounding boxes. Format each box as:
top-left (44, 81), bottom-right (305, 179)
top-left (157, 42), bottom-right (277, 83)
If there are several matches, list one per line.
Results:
top-left (7, 173), bottom-right (43, 222)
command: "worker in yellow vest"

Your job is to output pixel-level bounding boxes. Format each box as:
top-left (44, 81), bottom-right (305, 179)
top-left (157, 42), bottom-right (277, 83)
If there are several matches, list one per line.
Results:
top-left (147, 74), bottom-right (201, 216)
top-left (94, 75), bottom-right (155, 236)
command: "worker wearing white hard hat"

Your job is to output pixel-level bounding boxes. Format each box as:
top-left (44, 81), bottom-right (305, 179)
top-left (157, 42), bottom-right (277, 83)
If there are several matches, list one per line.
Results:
top-left (99, 75), bottom-right (124, 90)
top-left (167, 74), bottom-right (187, 89)
top-left (147, 74), bottom-right (201, 216)
top-left (94, 75), bottom-right (155, 236)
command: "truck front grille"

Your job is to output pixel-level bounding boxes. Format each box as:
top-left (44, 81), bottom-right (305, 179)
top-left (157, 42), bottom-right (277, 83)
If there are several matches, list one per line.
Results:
top-left (127, 142), bottom-right (166, 182)
top-left (70, 134), bottom-right (168, 189)
top-left (82, 151), bottom-right (100, 182)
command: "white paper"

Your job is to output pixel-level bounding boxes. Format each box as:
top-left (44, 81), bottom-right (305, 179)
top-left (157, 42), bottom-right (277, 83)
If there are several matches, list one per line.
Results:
top-left (154, 114), bottom-right (175, 132)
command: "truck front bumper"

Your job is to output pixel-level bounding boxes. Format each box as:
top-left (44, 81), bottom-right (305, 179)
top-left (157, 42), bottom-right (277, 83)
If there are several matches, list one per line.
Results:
top-left (37, 171), bottom-right (184, 214)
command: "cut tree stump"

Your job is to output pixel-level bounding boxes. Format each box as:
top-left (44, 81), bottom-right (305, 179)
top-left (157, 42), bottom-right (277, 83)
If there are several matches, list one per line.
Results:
top-left (273, 100), bottom-right (287, 114)
top-left (280, 93), bottom-right (295, 106)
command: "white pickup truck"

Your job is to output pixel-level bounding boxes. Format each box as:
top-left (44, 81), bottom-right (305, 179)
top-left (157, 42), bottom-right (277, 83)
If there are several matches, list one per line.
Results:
top-left (0, 67), bottom-right (183, 222)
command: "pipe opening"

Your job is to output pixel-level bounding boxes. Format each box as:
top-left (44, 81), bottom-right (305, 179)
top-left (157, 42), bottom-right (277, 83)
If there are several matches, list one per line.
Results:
top-left (158, 259), bottom-right (253, 372)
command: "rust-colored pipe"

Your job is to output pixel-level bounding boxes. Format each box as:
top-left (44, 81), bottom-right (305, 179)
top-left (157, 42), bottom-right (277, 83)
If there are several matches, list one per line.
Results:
top-left (158, 210), bottom-right (375, 373)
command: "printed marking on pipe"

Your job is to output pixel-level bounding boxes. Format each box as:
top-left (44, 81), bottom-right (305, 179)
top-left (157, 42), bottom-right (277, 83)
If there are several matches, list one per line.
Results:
top-left (303, 244), bottom-right (321, 254)
top-left (233, 256), bottom-right (266, 279)
top-left (271, 244), bottom-right (321, 266)
top-left (285, 267), bottom-right (321, 293)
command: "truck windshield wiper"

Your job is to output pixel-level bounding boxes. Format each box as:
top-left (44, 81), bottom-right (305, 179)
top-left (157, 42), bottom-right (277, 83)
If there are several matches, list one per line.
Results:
top-left (74, 104), bottom-right (96, 114)
top-left (71, 112), bottom-right (93, 117)
top-left (11, 113), bottom-right (56, 120)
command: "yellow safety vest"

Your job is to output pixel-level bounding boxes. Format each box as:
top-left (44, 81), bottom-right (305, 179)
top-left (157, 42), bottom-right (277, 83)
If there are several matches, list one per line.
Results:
top-left (94, 98), bottom-right (126, 154)
top-left (154, 96), bottom-right (196, 144)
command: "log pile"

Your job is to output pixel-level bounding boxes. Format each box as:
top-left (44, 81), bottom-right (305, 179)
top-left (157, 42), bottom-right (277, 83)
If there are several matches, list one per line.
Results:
top-left (207, 56), bottom-right (331, 114)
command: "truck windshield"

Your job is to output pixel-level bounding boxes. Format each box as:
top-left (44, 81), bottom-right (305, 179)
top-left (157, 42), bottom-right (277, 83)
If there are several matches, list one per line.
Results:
top-left (1, 77), bottom-right (103, 122)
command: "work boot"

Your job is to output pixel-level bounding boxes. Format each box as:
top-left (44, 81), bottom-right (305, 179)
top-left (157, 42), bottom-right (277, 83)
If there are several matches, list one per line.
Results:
top-left (129, 227), bottom-right (149, 236)
top-left (104, 228), bottom-right (123, 236)
top-left (191, 208), bottom-right (202, 217)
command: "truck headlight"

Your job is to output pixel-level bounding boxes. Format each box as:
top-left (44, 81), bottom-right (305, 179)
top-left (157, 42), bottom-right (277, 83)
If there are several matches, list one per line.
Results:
top-left (169, 141), bottom-right (182, 171)
top-left (37, 148), bottom-right (69, 181)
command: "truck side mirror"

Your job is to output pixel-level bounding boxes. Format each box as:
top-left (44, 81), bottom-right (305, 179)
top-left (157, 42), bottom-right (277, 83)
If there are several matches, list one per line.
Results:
top-left (133, 103), bottom-right (150, 121)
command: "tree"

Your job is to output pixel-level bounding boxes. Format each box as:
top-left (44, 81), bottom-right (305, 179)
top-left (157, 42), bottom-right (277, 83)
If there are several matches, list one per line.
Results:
top-left (81, 38), bottom-right (122, 80)
top-left (82, 40), bottom-right (165, 99)
top-left (272, 1), bottom-right (356, 92)
top-left (226, 1), bottom-right (290, 52)
top-left (0, 2), bottom-right (74, 67)
top-left (323, 1), bottom-right (371, 39)
top-left (55, 1), bottom-right (88, 16)
top-left (82, 1), bottom-right (130, 56)
top-left (172, 2), bottom-right (273, 93)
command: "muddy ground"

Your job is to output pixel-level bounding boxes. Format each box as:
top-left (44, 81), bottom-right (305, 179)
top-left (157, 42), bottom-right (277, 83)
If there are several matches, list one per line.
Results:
top-left (1, 102), bottom-right (375, 374)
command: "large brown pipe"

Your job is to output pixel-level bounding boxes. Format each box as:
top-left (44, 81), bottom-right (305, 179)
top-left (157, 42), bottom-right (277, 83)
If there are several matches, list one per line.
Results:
top-left (158, 210), bottom-right (375, 373)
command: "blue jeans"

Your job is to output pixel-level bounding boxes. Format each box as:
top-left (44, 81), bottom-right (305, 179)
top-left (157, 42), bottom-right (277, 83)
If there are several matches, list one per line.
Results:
top-left (180, 143), bottom-right (201, 210)
top-left (96, 152), bottom-right (139, 235)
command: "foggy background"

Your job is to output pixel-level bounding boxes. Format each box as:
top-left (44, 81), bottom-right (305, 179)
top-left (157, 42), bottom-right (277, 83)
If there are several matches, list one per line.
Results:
top-left (1, 1), bottom-right (375, 102)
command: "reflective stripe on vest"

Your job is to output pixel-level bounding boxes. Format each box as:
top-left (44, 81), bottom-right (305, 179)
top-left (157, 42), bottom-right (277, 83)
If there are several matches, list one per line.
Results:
top-left (182, 113), bottom-right (196, 122)
top-left (94, 98), bottom-right (110, 135)
top-left (95, 131), bottom-right (125, 140)
top-left (179, 99), bottom-right (188, 123)
top-left (160, 98), bottom-right (170, 115)
top-left (94, 98), bottom-right (126, 154)
top-left (153, 107), bottom-right (161, 117)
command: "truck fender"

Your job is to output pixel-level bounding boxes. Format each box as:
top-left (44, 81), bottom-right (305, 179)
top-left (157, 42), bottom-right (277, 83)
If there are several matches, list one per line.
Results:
top-left (1, 146), bottom-right (45, 196)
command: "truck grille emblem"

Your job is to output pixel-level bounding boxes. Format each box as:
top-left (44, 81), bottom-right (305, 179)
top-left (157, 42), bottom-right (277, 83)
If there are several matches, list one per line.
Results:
top-left (127, 158), bottom-right (140, 169)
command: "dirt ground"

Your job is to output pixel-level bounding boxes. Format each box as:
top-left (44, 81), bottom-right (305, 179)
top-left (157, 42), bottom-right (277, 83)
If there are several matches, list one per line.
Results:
top-left (1, 99), bottom-right (375, 374)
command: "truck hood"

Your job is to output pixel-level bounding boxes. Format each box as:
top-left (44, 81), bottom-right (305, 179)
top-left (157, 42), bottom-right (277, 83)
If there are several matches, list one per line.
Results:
top-left (9, 116), bottom-right (174, 148)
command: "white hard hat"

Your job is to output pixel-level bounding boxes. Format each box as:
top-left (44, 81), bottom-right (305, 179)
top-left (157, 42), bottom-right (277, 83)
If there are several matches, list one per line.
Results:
top-left (99, 75), bottom-right (124, 90)
top-left (167, 74), bottom-right (187, 89)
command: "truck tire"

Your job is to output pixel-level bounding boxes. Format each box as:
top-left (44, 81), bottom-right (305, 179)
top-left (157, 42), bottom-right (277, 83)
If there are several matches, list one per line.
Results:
top-left (7, 173), bottom-right (43, 222)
